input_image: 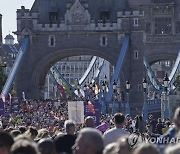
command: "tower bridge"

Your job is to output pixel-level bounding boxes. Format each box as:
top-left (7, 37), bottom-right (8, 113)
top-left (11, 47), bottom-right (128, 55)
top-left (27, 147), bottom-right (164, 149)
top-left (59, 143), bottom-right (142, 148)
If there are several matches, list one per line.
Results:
top-left (2, 0), bottom-right (180, 116)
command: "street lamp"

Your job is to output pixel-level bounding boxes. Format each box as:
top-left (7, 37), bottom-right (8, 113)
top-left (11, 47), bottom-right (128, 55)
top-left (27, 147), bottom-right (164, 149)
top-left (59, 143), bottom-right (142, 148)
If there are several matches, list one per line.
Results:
top-left (142, 78), bottom-right (148, 121)
top-left (163, 74), bottom-right (169, 120)
top-left (112, 80), bottom-right (117, 115)
top-left (100, 80), bottom-right (107, 114)
top-left (126, 80), bottom-right (131, 115)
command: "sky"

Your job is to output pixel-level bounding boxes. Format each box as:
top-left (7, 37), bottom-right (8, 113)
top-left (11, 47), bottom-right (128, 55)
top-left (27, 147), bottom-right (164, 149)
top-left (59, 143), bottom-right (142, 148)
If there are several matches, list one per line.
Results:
top-left (0, 0), bottom-right (35, 43)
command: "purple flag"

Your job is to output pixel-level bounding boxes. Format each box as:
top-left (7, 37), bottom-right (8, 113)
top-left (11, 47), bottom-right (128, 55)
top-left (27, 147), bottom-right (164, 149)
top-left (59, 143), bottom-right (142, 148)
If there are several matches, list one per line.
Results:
top-left (84, 101), bottom-right (101, 126)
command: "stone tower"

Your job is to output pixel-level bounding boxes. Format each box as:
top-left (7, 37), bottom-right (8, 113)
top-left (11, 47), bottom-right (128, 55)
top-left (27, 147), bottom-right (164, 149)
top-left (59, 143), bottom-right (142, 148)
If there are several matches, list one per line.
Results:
top-left (0, 14), bottom-right (2, 43)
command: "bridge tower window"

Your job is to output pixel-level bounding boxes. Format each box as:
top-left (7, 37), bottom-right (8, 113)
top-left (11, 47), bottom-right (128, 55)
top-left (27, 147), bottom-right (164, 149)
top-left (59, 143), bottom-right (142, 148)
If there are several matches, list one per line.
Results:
top-left (100, 35), bottom-right (107, 47)
top-left (154, 17), bottom-right (172, 34)
top-left (134, 50), bottom-right (139, 59)
top-left (48, 35), bottom-right (56, 47)
top-left (146, 22), bottom-right (151, 34)
top-left (165, 60), bottom-right (170, 67)
top-left (138, 84), bottom-right (142, 91)
top-left (100, 11), bottom-right (110, 23)
top-left (176, 21), bottom-right (180, 33)
top-left (133, 18), bottom-right (139, 27)
top-left (49, 12), bottom-right (58, 23)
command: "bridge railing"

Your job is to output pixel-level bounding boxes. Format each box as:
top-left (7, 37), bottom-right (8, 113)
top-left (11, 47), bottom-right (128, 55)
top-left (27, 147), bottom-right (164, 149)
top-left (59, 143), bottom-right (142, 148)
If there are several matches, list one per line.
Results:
top-left (147, 99), bottom-right (161, 113)
top-left (1, 36), bottom-right (30, 99)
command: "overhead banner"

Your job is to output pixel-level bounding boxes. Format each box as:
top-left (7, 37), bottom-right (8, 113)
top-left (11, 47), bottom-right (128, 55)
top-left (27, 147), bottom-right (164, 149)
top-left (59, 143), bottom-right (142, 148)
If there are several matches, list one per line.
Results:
top-left (68, 101), bottom-right (84, 124)
top-left (84, 101), bottom-right (101, 126)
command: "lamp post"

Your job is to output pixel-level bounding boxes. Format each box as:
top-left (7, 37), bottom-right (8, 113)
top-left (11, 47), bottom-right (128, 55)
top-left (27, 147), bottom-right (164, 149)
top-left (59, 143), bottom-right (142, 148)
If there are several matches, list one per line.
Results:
top-left (126, 80), bottom-right (131, 115)
top-left (112, 80), bottom-right (117, 115)
top-left (83, 82), bottom-right (87, 101)
top-left (163, 74), bottom-right (169, 120)
top-left (100, 80), bottom-right (107, 114)
top-left (92, 83), bottom-right (96, 100)
top-left (142, 78), bottom-right (148, 121)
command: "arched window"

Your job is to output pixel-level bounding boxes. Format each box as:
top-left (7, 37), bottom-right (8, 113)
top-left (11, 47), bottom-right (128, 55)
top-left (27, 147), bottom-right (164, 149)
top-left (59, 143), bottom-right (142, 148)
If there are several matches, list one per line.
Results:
top-left (100, 35), bottom-right (107, 46)
top-left (48, 35), bottom-right (56, 47)
top-left (154, 17), bottom-right (172, 34)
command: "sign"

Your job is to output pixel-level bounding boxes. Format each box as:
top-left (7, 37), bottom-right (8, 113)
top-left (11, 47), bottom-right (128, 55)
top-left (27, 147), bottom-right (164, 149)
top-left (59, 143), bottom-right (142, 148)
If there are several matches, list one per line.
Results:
top-left (96, 123), bottom-right (109, 133)
top-left (0, 101), bottom-right (4, 116)
top-left (68, 101), bottom-right (84, 124)
top-left (84, 101), bottom-right (101, 126)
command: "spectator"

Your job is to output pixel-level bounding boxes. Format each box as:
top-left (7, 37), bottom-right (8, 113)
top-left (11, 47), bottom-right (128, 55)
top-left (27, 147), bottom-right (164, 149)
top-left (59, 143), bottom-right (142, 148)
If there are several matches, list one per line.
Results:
top-left (54, 120), bottom-right (76, 154)
top-left (117, 136), bottom-right (132, 154)
top-left (0, 130), bottom-right (14, 154)
top-left (165, 143), bottom-right (180, 154)
top-left (155, 118), bottom-right (163, 135)
top-left (162, 121), bottom-right (171, 134)
top-left (84, 116), bottom-right (95, 128)
top-left (133, 143), bottom-right (159, 154)
top-left (18, 126), bottom-right (27, 134)
top-left (38, 138), bottom-right (57, 154)
top-left (164, 107), bottom-right (180, 138)
top-left (103, 143), bottom-right (118, 154)
top-left (138, 116), bottom-right (146, 134)
top-left (35, 128), bottom-right (50, 142)
top-left (10, 129), bottom-right (21, 138)
top-left (11, 139), bottom-right (39, 154)
top-left (103, 113), bottom-right (129, 146)
top-left (149, 115), bottom-right (157, 134)
top-left (24, 127), bottom-right (38, 140)
top-left (72, 128), bottom-right (104, 154)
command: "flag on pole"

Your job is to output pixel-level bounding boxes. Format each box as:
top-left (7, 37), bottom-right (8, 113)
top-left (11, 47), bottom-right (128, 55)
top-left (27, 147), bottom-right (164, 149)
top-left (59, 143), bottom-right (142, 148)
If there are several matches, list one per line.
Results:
top-left (8, 93), bottom-right (12, 105)
top-left (57, 84), bottom-right (67, 100)
top-left (22, 92), bottom-right (26, 101)
top-left (1, 93), bottom-right (5, 103)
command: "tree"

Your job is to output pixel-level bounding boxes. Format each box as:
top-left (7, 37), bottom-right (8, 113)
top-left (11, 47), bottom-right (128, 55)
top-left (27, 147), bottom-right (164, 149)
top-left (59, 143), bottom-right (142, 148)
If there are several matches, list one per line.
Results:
top-left (174, 74), bottom-right (180, 91)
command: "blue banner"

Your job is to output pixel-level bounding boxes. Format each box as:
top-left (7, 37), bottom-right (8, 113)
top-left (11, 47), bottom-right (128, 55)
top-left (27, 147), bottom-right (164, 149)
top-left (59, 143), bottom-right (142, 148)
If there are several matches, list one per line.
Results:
top-left (0, 101), bottom-right (4, 116)
top-left (84, 101), bottom-right (101, 126)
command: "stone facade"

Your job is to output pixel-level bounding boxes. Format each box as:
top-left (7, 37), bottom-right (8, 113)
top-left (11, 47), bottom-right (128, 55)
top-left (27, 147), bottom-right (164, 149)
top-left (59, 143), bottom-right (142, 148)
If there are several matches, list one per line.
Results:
top-left (0, 14), bottom-right (2, 43)
top-left (15, 0), bottom-right (180, 115)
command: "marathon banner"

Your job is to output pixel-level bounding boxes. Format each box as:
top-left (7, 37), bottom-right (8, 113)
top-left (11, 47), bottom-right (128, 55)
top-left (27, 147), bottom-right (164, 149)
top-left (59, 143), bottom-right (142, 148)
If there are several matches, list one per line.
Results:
top-left (84, 101), bottom-right (101, 126)
top-left (0, 101), bottom-right (4, 116)
top-left (68, 101), bottom-right (84, 124)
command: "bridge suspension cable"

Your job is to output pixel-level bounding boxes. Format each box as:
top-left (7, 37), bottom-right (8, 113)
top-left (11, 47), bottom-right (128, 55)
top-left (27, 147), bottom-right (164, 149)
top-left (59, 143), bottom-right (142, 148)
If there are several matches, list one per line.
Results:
top-left (144, 57), bottom-right (163, 92)
top-left (1, 35), bottom-right (30, 99)
top-left (105, 34), bottom-right (130, 103)
top-left (168, 51), bottom-right (180, 90)
top-left (78, 56), bottom-right (97, 85)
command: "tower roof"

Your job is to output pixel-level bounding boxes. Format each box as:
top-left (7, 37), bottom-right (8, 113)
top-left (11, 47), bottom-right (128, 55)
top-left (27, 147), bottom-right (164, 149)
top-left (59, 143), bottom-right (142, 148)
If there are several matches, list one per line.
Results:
top-left (4, 34), bottom-right (14, 40)
top-left (31, 0), bottom-right (130, 22)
